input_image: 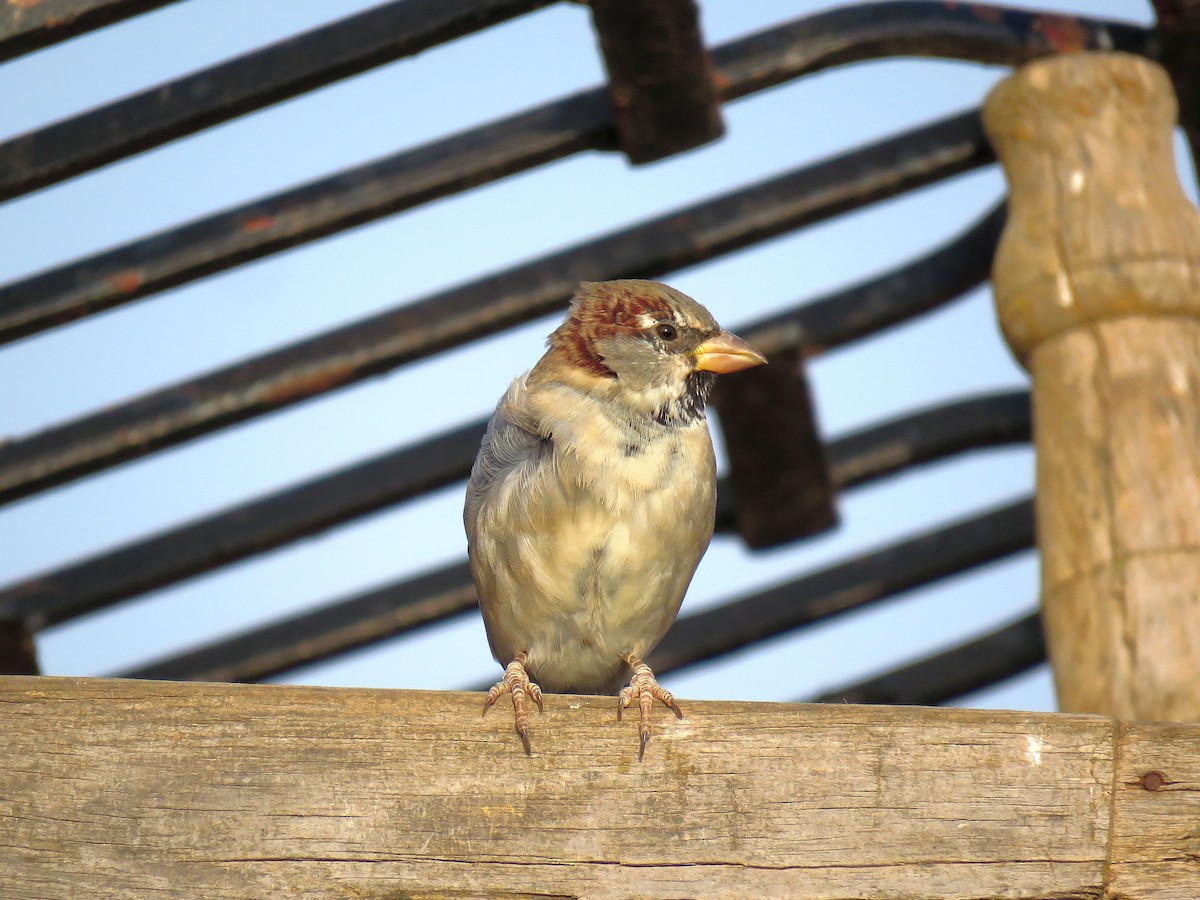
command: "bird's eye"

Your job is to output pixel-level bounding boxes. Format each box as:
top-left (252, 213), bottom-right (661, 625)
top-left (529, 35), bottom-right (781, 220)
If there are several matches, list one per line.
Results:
top-left (655, 323), bottom-right (678, 341)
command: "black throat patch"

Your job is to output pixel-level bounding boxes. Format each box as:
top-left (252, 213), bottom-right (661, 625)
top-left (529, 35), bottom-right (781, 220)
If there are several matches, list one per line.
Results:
top-left (654, 370), bottom-right (716, 427)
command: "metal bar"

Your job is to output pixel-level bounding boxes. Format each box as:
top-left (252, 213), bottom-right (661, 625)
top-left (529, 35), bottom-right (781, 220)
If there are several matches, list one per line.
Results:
top-left (0, 0), bottom-right (179, 63)
top-left (0, 0), bottom-right (557, 200)
top-left (648, 499), bottom-right (1034, 677)
top-left (713, 3), bottom-right (1148, 105)
top-left (2, 382), bottom-right (1030, 631)
top-left (0, 202), bottom-right (1014, 628)
top-left (0, 5), bottom-right (1146, 343)
top-left (808, 612), bottom-right (1045, 705)
top-left (711, 347), bottom-right (838, 549)
top-left (0, 111), bottom-right (994, 508)
top-left (107, 401), bottom-right (1031, 683)
top-left (750, 203), bottom-right (1007, 358)
top-left (588, 0), bottom-right (724, 164)
top-left (0, 32), bottom-right (541, 340)
top-left (0, 422), bottom-right (486, 631)
top-left (1151, 0), bottom-right (1200, 180)
top-left (119, 563), bottom-right (477, 683)
top-left (0, 620), bottom-right (38, 675)
top-left (812, 389), bottom-right (1029, 495)
top-left (0, 77), bottom-right (614, 348)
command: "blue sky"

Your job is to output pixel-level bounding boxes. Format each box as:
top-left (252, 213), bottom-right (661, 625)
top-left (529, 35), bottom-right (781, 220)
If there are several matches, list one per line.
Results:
top-left (0, 0), bottom-right (1179, 708)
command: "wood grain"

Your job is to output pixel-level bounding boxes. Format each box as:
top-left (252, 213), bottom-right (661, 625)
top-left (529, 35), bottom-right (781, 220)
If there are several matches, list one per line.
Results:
top-left (984, 53), bottom-right (1200, 721)
top-left (1107, 721), bottom-right (1200, 899)
top-left (2, 675), bottom-right (1196, 898)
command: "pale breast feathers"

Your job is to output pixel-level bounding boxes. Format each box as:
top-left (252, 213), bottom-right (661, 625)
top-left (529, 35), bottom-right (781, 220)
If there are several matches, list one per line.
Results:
top-left (464, 377), bottom-right (549, 536)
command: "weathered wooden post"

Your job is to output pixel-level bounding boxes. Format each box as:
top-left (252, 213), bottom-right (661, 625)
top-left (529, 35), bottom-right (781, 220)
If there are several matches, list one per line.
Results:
top-left (984, 53), bottom-right (1200, 721)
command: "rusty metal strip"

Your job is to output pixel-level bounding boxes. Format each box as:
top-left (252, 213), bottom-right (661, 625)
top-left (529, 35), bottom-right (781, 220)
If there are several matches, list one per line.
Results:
top-left (0, 92), bottom-right (612, 346)
top-left (2, 382), bottom-right (1030, 632)
top-left (809, 390), bottom-right (1029, 497)
top-left (0, 0), bottom-right (178, 63)
top-left (0, 202), bottom-right (1012, 630)
top-left (112, 413), bottom-right (1033, 683)
top-left (0, 4), bottom-right (1147, 343)
top-left (0, 110), bottom-right (994, 508)
top-left (0, 88), bottom-right (614, 345)
top-left (0, 422), bottom-right (486, 631)
top-left (713, 2), bottom-right (1148, 105)
top-left (588, 0), bottom-right (724, 163)
top-left (747, 203), bottom-right (1006, 359)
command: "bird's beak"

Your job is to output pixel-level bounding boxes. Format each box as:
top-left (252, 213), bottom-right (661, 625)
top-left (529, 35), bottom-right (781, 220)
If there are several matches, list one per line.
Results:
top-left (693, 331), bottom-right (768, 374)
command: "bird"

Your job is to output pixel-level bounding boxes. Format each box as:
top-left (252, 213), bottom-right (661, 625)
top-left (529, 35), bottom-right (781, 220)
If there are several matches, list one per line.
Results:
top-left (464, 279), bottom-right (766, 759)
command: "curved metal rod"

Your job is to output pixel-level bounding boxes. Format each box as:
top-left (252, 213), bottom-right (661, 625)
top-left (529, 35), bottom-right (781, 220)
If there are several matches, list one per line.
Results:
top-left (0, 111), bottom-right (993, 508)
top-left (0, 420), bottom-right (487, 631)
top-left (110, 406), bottom-right (1032, 683)
top-left (750, 203), bottom-right (1006, 358)
top-left (807, 612), bottom-right (1045, 706)
top-left (0, 199), bottom-right (1012, 627)
top-left (0, 3), bottom-right (1147, 341)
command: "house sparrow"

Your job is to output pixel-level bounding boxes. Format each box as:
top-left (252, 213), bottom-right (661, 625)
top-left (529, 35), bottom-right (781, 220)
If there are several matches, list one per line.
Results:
top-left (464, 279), bottom-right (766, 758)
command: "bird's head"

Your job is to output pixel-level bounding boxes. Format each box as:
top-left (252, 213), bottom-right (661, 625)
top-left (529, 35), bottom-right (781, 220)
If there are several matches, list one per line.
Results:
top-left (539, 280), bottom-right (766, 423)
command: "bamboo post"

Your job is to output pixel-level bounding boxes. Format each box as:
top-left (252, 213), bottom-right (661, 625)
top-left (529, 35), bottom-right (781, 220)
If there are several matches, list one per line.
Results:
top-left (984, 53), bottom-right (1200, 721)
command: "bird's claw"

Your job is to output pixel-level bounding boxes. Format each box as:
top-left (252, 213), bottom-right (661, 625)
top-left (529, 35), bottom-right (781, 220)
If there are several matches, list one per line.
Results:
top-left (618, 655), bottom-right (682, 761)
top-left (482, 652), bottom-right (543, 755)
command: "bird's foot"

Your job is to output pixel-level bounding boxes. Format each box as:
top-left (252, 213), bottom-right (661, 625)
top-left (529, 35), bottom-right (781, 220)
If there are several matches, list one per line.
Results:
top-left (482, 651), bottom-right (544, 755)
top-left (617, 654), bottom-right (683, 761)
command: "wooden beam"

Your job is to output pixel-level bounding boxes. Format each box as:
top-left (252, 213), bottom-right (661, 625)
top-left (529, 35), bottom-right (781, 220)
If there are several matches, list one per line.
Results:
top-left (984, 53), bottom-right (1200, 722)
top-left (2, 676), bottom-right (1199, 898)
